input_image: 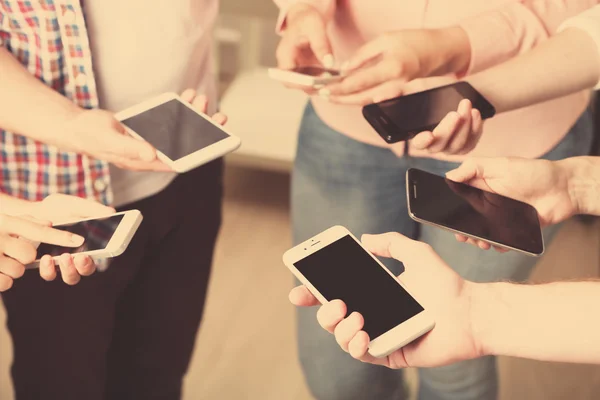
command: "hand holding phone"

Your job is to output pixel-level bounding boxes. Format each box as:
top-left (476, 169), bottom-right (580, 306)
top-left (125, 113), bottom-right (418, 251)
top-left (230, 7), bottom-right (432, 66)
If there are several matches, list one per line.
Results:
top-left (289, 232), bottom-right (482, 369)
top-left (268, 66), bottom-right (343, 87)
top-left (362, 82), bottom-right (495, 145)
top-left (407, 168), bottom-right (544, 256)
top-left (283, 226), bottom-right (434, 358)
top-left (116, 91), bottom-right (240, 173)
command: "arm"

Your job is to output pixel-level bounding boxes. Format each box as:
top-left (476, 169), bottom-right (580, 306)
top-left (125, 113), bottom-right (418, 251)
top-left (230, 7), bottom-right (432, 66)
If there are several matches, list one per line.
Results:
top-left (465, 27), bottom-right (600, 113)
top-left (460, 0), bottom-right (598, 74)
top-left (472, 280), bottom-right (600, 364)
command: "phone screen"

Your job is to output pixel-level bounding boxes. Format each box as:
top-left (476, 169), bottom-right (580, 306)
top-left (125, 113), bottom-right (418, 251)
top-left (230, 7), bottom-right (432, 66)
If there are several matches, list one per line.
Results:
top-left (291, 66), bottom-right (341, 77)
top-left (121, 99), bottom-right (229, 161)
top-left (408, 168), bottom-right (543, 254)
top-left (378, 86), bottom-right (465, 132)
top-left (294, 235), bottom-right (424, 340)
top-left (36, 214), bottom-right (124, 259)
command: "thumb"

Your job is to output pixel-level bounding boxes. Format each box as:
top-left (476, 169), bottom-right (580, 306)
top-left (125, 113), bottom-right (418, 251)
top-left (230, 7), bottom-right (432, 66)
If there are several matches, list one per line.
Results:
top-left (361, 232), bottom-right (431, 266)
top-left (445, 159), bottom-right (482, 183)
top-left (107, 120), bottom-right (157, 162)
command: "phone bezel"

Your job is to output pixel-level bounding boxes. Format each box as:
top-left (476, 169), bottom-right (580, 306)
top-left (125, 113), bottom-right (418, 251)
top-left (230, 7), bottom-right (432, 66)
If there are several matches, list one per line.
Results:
top-left (405, 168), bottom-right (544, 257)
top-left (282, 225), bottom-right (435, 358)
top-left (115, 92), bottom-right (241, 173)
top-left (29, 210), bottom-right (143, 267)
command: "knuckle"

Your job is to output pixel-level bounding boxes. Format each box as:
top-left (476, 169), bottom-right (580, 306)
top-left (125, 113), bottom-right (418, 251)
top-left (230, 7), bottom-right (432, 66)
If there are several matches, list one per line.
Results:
top-left (0, 276), bottom-right (13, 292)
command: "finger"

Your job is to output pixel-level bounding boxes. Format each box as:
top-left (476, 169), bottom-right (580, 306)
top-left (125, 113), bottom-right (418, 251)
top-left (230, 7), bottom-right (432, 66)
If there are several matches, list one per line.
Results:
top-left (325, 61), bottom-right (405, 97)
top-left (57, 253), bottom-right (80, 286)
top-left (73, 254), bottom-right (96, 277)
top-left (1, 237), bottom-right (38, 265)
top-left (316, 299), bottom-right (346, 334)
top-left (111, 158), bottom-right (173, 172)
top-left (361, 232), bottom-right (429, 264)
top-left (456, 109), bottom-right (483, 156)
top-left (334, 312), bottom-right (364, 352)
top-left (305, 22), bottom-right (334, 67)
top-left (17, 215), bottom-right (52, 226)
top-left (411, 131), bottom-right (435, 150)
top-left (493, 245), bottom-right (510, 253)
top-left (327, 80), bottom-right (405, 106)
top-left (289, 285), bottom-right (320, 306)
top-left (348, 330), bottom-right (371, 360)
top-left (276, 35), bottom-right (304, 69)
top-left (446, 101), bottom-right (474, 154)
top-left (344, 37), bottom-right (387, 71)
top-left (51, 196), bottom-right (115, 219)
top-left (39, 255), bottom-right (57, 281)
top-left (0, 274), bottom-right (13, 292)
top-left (455, 234), bottom-right (468, 242)
top-left (426, 112), bottom-right (461, 153)
top-left (180, 89), bottom-right (197, 104)
top-left (478, 241), bottom-right (491, 250)
top-left (445, 159), bottom-right (481, 183)
top-left (191, 94), bottom-right (209, 114)
top-left (0, 254), bottom-right (25, 279)
top-left (211, 113), bottom-right (228, 126)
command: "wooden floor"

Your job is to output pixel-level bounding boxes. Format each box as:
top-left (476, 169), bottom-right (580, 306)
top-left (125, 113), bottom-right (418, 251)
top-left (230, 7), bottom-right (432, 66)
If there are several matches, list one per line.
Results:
top-left (2, 165), bottom-right (600, 399)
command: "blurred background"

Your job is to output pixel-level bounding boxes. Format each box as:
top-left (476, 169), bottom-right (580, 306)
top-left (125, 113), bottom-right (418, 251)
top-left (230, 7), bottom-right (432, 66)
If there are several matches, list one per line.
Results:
top-left (3, 1), bottom-right (600, 399)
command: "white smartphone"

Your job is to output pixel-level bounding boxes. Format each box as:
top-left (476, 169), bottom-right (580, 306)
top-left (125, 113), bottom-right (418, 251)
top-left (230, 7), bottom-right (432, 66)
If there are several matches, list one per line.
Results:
top-left (115, 92), bottom-right (241, 173)
top-left (26, 210), bottom-right (143, 269)
top-left (283, 225), bottom-right (435, 358)
top-left (268, 66), bottom-right (344, 86)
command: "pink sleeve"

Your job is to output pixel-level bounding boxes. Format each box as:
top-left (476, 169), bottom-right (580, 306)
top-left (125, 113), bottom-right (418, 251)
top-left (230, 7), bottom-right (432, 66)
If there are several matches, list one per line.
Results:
top-left (272, 0), bottom-right (336, 33)
top-left (459, 1), bottom-right (599, 74)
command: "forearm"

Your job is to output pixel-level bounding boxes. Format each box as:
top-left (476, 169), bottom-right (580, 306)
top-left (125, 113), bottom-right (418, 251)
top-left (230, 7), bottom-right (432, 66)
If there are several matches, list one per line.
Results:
top-left (0, 47), bottom-right (81, 143)
top-left (471, 280), bottom-right (600, 364)
top-left (466, 28), bottom-right (600, 113)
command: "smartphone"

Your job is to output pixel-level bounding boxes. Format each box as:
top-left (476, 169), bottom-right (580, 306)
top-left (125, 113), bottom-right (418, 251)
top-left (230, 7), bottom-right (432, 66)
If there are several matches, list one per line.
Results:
top-left (362, 82), bottom-right (496, 144)
top-left (268, 66), bottom-right (343, 86)
top-left (26, 210), bottom-right (143, 268)
top-left (283, 225), bottom-right (435, 358)
top-left (115, 93), bottom-right (241, 173)
top-left (406, 168), bottom-right (544, 256)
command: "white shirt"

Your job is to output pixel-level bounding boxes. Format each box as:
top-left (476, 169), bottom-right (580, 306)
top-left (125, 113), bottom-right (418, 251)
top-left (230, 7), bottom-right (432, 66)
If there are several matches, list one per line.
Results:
top-left (85, 0), bottom-right (218, 207)
top-left (558, 5), bottom-right (600, 90)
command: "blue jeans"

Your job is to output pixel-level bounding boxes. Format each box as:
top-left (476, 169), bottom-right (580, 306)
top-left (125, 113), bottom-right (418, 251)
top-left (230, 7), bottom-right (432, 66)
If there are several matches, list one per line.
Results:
top-left (292, 103), bottom-right (593, 400)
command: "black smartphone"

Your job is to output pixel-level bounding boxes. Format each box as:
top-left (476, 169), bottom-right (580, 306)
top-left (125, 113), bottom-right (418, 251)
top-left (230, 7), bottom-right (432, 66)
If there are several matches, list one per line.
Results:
top-left (362, 82), bottom-right (495, 144)
top-left (406, 168), bottom-right (544, 256)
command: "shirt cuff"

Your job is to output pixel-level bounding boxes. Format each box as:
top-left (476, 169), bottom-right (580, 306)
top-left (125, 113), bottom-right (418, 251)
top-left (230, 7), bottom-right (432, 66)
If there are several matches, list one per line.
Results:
top-left (558, 12), bottom-right (600, 90)
top-left (275, 1), bottom-right (334, 34)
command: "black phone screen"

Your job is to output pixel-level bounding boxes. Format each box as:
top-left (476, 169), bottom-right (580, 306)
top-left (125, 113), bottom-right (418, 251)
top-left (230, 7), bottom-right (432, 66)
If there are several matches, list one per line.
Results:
top-left (294, 235), bottom-right (424, 339)
top-left (363, 82), bottom-right (495, 143)
top-left (36, 214), bottom-right (124, 259)
top-left (408, 168), bottom-right (543, 255)
top-left (121, 99), bottom-right (229, 161)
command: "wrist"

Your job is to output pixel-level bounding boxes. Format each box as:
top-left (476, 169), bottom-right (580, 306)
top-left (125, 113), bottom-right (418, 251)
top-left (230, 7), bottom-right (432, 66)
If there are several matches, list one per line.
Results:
top-left (560, 157), bottom-right (600, 216)
top-left (467, 281), bottom-right (504, 358)
top-left (429, 26), bottom-right (471, 77)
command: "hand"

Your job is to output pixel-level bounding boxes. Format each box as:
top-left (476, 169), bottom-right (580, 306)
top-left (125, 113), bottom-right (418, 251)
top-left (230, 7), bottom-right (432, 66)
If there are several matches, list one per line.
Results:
top-left (319, 27), bottom-right (471, 105)
top-left (61, 108), bottom-right (171, 172)
top-left (276, 3), bottom-right (334, 94)
top-left (179, 89), bottom-right (228, 126)
top-left (25, 193), bottom-right (115, 284)
top-left (446, 157), bottom-right (574, 251)
top-left (411, 99), bottom-right (484, 155)
top-left (289, 232), bottom-right (481, 369)
top-left (0, 214), bottom-right (88, 291)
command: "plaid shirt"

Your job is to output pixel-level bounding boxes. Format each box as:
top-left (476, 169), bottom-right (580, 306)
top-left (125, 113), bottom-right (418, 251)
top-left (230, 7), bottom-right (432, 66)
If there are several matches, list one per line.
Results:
top-left (0, 0), bottom-right (111, 205)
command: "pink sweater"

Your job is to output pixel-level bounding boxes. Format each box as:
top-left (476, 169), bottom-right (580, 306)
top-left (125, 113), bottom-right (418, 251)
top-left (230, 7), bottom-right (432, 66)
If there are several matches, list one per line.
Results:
top-left (274, 0), bottom-right (597, 161)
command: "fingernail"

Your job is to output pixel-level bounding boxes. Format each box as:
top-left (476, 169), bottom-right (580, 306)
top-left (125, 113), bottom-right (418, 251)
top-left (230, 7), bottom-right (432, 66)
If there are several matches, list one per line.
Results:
top-left (319, 88), bottom-right (331, 100)
top-left (322, 54), bottom-right (334, 68)
top-left (70, 234), bottom-right (84, 246)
